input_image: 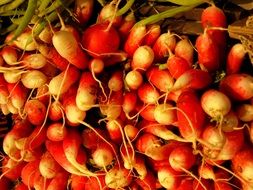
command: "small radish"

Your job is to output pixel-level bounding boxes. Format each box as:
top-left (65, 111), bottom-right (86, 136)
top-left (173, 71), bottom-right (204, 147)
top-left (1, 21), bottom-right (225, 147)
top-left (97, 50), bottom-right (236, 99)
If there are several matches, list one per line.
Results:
top-left (52, 30), bottom-right (89, 69)
top-left (74, 0), bottom-right (94, 25)
top-left (48, 101), bottom-right (63, 121)
top-left (125, 70), bottom-right (143, 90)
top-left (175, 37), bottom-right (194, 65)
top-left (1, 46), bottom-right (18, 65)
top-left (92, 142), bottom-right (114, 168)
top-left (118, 12), bottom-right (136, 40)
top-left (219, 73), bottom-right (253, 101)
top-left (135, 169), bottom-right (157, 190)
top-left (82, 23), bottom-right (120, 58)
top-left (236, 104), bottom-right (253, 122)
top-left (196, 32), bottom-right (220, 72)
top-left (138, 104), bottom-right (156, 121)
top-left (221, 111), bottom-right (239, 132)
top-left (201, 89), bottom-right (231, 119)
top-left (98, 2), bottom-right (122, 26)
top-left (106, 118), bottom-right (124, 143)
top-left (153, 103), bottom-right (177, 125)
top-left (21, 53), bottom-right (47, 69)
top-left (21, 70), bottom-right (47, 89)
top-left (47, 171), bottom-right (69, 190)
top-left (70, 174), bottom-right (88, 190)
top-left (108, 70), bottom-right (123, 92)
top-left (167, 55), bottom-right (191, 79)
top-left (21, 160), bottom-right (40, 188)
top-left (124, 25), bottom-right (146, 57)
top-left (226, 43), bottom-right (246, 75)
top-left (143, 24), bottom-right (161, 46)
top-left (137, 83), bottom-right (160, 104)
top-left (131, 45), bottom-right (154, 71)
top-left (122, 91), bottom-right (138, 116)
top-left (47, 122), bottom-right (67, 142)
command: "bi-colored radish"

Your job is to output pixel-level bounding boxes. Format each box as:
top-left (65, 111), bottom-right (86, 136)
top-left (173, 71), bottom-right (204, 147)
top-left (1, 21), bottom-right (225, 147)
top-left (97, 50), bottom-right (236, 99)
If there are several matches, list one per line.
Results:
top-left (125, 70), bottom-right (143, 90)
top-left (74, 0), bottom-right (94, 25)
top-left (143, 24), bottom-right (161, 46)
top-left (21, 70), bottom-right (47, 89)
top-left (47, 171), bottom-right (69, 190)
top-left (98, 2), bottom-right (122, 26)
top-left (137, 83), bottom-right (160, 104)
top-left (153, 103), bottom-right (177, 125)
top-left (47, 122), bottom-right (67, 142)
top-left (1, 46), bottom-right (18, 65)
top-left (167, 55), bottom-right (191, 79)
top-left (236, 104), bottom-right (253, 122)
top-left (175, 37), bottom-right (194, 65)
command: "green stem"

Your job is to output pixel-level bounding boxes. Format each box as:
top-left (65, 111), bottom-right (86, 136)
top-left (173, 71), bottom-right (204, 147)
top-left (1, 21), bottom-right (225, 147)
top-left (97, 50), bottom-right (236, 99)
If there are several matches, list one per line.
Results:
top-left (38, 0), bottom-right (51, 12)
top-left (0, 0), bottom-right (12, 6)
top-left (149, 0), bottom-right (205, 5)
top-left (0, 0), bottom-right (25, 14)
top-left (134, 3), bottom-right (203, 27)
top-left (97, 0), bottom-right (106, 6)
top-left (0, 10), bottom-right (25, 16)
top-left (116, 0), bottom-right (135, 16)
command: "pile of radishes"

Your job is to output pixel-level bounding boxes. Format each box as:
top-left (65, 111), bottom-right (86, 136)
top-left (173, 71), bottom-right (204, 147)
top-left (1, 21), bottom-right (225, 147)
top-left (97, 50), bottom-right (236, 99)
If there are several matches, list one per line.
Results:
top-left (0, 0), bottom-right (253, 190)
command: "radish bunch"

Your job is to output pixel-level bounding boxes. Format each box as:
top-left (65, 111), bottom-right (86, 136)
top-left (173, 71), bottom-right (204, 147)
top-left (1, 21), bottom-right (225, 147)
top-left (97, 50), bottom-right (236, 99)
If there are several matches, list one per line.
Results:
top-left (0, 1), bottom-right (253, 190)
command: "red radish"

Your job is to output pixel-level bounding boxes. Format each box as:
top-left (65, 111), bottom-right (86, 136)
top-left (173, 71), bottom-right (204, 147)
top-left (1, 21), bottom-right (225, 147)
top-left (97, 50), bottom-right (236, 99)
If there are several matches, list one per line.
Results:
top-left (48, 101), bottom-right (63, 121)
top-left (201, 89), bottom-right (231, 118)
top-left (39, 45), bottom-right (69, 71)
top-left (70, 174), bottom-right (88, 190)
top-left (33, 170), bottom-right (51, 190)
top-left (52, 30), bottom-right (89, 69)
top-left (221, 111), bottom-right (239, 132)
top-left (46, 140), bottom-right (88, 175)
top-left (7, 82), bottom-right (27, 110)
top-left (236, 104), bottom-right (253, 122)
top-left (216, 129), bottom-right (244, 161)
top-left (21, 70), bottom-right (47, 89)
top-left (176, 178), bottom-right (194, 190)
top-left (0, 74), bottom-right (9, 104)
top-left (198, 163), bottom-right (215, 180)
top-left (85, 173), bottom-right (107, 190)
top-left (21, 160), bottom-right (40, 188)
top-left (124, 25), bottom-right (146, 57)
top-left (124, 124), bottom-right (138, 140)
top-left (153, 103), bottom-right (177, 125)
top-left (118, 12), bottom-right (136, 40)
top-left (0, 55), bottom-right (4, 66)
top-left (108, 70), bottom-right (123, 92)
top-left (39, 151), bottom-right (62, 179)
top-left (76, 71), bottom-right (98, 111)
top-left (177, 90), bottom-right (206, 141)
top-left (103, 50), bottom-right (128, 67)
top-left (92, 142), bottom-right (114, 168)
top-left (175, 37), bottom-right (194, 65)
top-left (105, 166), bottom-right (132, 189)
top-left (135, 133), bottom-right (161, 154)
top-left (98, 2), bottom-right (122, 26)
top-left (201, 123), bottom-right (226, 159)
top-left (169, 144), bottom-right (196, 172)
top-left (232, 148), bottom-right (253, 183)
top-left (38, 26), bottom-right (53, 44)
top-left (132, 154), bottom-right (147, 179)
top-left (48, 65), bottom-right (80, 96)
top-left (47, 171), bottom-right (69, 190)
top-left (172, 69), bottom-right (212, 91)
top-left (135, 169), bottom-right (157, 190)
top-left (1, 158), bottom-right (26, 181)
top-left (146, 66), bottom-right (174, 92)
top-left (125, 70), bottom-right (143, 90)
top-left (219, 73), bottom-right (253, 101)
top-left (196, 32), bottom-right (220, 72)
top-left (1, 46), bottom-right (18, 65)
top-left (82, 23), bottom-right (120, 58)
top-left (82, 128), bottom-right (106, 150)
top-left (144, 24), bottom-right (161, 46)
top-left (106, 119), bottom-right (124, 143)
top-left (88, 58), bottom-right (104, 74)
top-left (139, 104), bottom-right (156, 121)
top-left (122, 91), bottom-right (138, 116)
top-left (24, 99), bottom-right (47, 126)
top-left (167, 55), bottom-right (191, 79)
top-left (14, 183), bottom-right (29, 190)
top-left (226, 43), bottom-right (246, 74)
top-left (131, 45), bottom-right (154, 71)
top-left (137, 83), bottom-right (160, 104)
top-left (74, 0), bottom-right (94, 25)
top-left (47, 122), bottom-right (67, 141)
top-left (157, 165), bottom-right (182, 189)
top-left (152, 31), bottom-right (177, 62)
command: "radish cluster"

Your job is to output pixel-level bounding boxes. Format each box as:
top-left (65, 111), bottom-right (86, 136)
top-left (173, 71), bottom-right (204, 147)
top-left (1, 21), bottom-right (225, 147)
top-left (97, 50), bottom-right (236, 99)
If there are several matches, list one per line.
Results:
top-left (0, 1), bottom-right (253, 190)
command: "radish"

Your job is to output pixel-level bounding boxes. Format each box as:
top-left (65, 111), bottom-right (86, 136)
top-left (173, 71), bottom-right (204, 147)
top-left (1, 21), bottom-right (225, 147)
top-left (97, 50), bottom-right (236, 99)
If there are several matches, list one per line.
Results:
top-left (201, 89), bottom-right (231, 119)
top-left (74, 0), bottom-right (94, 25)
top-left (76, 71), bottom-right (98, 111)
top-left (124, 25), bottom-right (146, 57)
top-left (118, 12), bottom-right (136, 40)
top-left (143, 24), bottom-right (161, 46)
top-left (108, 70), bottom-right (123, 92)
top-left (21, 160), bottom-right (40, 188)
top-left (153, 103), bottom-right (177, 125)
top-left (47, 171), bottom-right (69, 190)
top-left (0, 176), bottom-right (11, 190)
top-left (39, 151), bottom-right (62, 179)
top-left (48, 101), bottom-right (63, 121)
top-left (3, 69), bottom-right (24, 84)
top-left (198, 163), bottom-right (215, 180)
top-left (167, 55), bottom-right (191, 79)
top-left (169, 144), bottom-right (196, 172)
top-left (82, 23), bottom-right (120, 58)
top-left (137, 83), bottom-right (160, 104)
top-left (176, 178), bottom-right (194, 190)
top-left (1, 46), bottom-right (18, 65)
top-left (33, 170), bottom-right (51, 190)
top-left (38, 26), bottom-right (53, 44)
top-left (157, 165), bottom-right (182, 189)
top-left (146, 66), bottom-right (174, 92)
top-left (21, 53), bottom-right (47, 69)
top-left (221, 111), bottom-right (239, 132)
top-left (24, 99), bottom-right (47, 126)
top-left (192, 178), bottom-right (213, 190)
top-left (175, 37), bottom-right (194, 65)
top-left (226, 43), bottom-right (246, 75)
top-left (48, 65), bottom-right (80, 97)
top-left (47, 122), bottom-right (67, 142)
top-left (152, 31), bottom-right (177, 62)
top-left (106, 118), bottom-right (124, 143)
top-left (7, 82), bottom-right (28, 110)
top-left (20, 70), bottom-right (47, 89)
top-left (135, 169), bottom-right (157, 190)
top-left (232, 148), bottom-right (253, 183)
top-left (131, 45), bottom-right (154, 71)
top-left (236, 104), bottom-right (253, 122)
top-left (92, 142), bottom-right (114, 168)
top-left (82, 128), bottom-right (106, 149)
top-left (84, 173), bottom-right (107, 190)
top-left (0, 74), bottom-right (9, 104)
top-left (14, 182), bottom-right (29, 190)
top-left (122, 91), bottom-right (138, 117)
top-left (52, 30), bottom-right (89, 69)
top-left (172, 69), bottom-right (212, 91)
top-left (196, 32), bottom-right (220, 72)
top-left (125, 70), bottom-right (143, 90)
top-left (70, 174), bottom-right (88, 190)
top-left (219, 73), bottom-right (253, 101)
top-left (139, 104), bottom-right (156, 121)
top-left (88, 58), bottom-right (104, 74)
top-left (177, 90), bottom-right (206, 141)
top-left (105, 166), bottom-right (132, 189)
top-left (124, 124), bottom-right (138, 140)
